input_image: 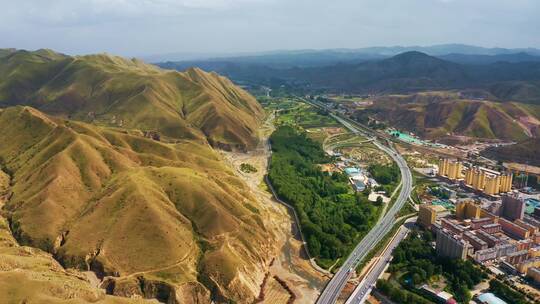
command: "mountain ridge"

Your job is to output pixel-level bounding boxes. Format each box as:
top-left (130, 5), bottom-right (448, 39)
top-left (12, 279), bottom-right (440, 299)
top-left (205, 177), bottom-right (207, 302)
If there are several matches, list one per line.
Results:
top-left (0, 49), bottom-right (264, 151)
top-left (143, 43), bottom-right (540, 63)
top-left (161, 51), bottom-right (540, 104)
top-left (0, 105), bottom-right (278, 303)
top-left (0, 48), bottom-right (284, 303)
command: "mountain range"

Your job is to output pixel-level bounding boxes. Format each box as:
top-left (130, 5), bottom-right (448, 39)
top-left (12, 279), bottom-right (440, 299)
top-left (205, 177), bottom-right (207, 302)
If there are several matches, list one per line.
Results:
top-left (0, 49), bottom-right (282, 303)
top-left (147, 43), bottom-right (540, 65)
top-left (159, 48), bottom-right (540, 166)
top-left (160, 51), bottom-right (540, 105)
top-left (0, 49), bottom-right (263, 151)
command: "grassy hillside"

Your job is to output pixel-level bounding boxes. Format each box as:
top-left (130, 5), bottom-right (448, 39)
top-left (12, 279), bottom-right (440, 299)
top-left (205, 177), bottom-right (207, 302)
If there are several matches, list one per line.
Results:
top-left (483, 138), bottom-right (540, 166)
top-left (367, 93), bottom-right (540, 142)
top-left (0, 48), bottom-right (16, 58)
top-left (0, 49), bottom-right (263, 151)
top-left (0, 205), bottom-right (151, 303)
top-left (0, 106), bottom-right (277, 303)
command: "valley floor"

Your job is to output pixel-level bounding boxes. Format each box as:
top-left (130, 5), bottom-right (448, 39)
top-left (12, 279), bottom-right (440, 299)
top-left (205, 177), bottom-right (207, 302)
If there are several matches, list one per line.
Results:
top-left (221, 114), bottom-right (327, 304)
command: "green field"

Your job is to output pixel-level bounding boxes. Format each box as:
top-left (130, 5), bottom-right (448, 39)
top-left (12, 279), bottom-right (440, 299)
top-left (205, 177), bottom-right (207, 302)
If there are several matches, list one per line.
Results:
top-left (263, 97), bottom-right (340, 129)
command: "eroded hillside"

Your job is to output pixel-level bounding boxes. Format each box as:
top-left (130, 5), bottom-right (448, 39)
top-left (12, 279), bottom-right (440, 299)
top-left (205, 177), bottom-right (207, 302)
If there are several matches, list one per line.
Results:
top-left (0, 105), bottom-right (278, 303)
top-left (367, 92), bottom-right (540, 142)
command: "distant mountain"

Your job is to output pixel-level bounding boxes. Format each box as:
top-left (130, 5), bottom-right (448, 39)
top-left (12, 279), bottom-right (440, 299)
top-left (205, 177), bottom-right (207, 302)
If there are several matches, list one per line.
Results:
top-left (440, 52), bottom-right (540, 65)
top-left (0, 48), bottom-right (16, 58)
top-left (160, 50), bottom-right (386, 69)
top-left (355, 44), bottom-right (540, 56)
top-left (283, 51), bottom-right (540, 98)
top-left (152, 44), bottom-right (540, 68)
top-left (289, 51), bottom-right (471, 92)
top-left (161, 51), bottom-right (540, 104)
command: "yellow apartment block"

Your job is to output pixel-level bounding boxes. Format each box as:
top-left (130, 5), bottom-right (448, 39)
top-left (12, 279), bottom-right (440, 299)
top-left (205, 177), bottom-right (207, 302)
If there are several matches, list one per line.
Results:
top-left (471, 168), bottom-right (486, 190)
top-left (439, 158), bottom-right (449, 177)
top-left (480, 209), bottom-right (498, 221)
top-left (456, 200), bottom-right (481, 220)
top-left (465, 169), bottom-right (474, 185)
top-left (484, 175), bottom-right (500, 196)
top-left (518, 259), bottom-right (540, 274)
top-left (448, 161), bottom-right (463, 180)
top-left (438, 158), bottom-right (463, 180)
top-left (419, 204), bottom-right (437, 228)
top-left (463, 166), bottom-right (513, 196)
top-left (500, 174), bottom-right (513, 193)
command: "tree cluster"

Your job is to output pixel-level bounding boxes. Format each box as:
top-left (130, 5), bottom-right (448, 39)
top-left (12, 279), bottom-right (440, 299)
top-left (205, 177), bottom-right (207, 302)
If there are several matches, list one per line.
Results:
top-left (376, 280), bottom-right (432, 304)
top-left (268, 126), bottom-right (378, 261)
top-left (368, 163), bottom-right (400, 185)
top-left (387, 230), bottom-right (486, 303)
top-left (489, 279), bottom-right (528, 304)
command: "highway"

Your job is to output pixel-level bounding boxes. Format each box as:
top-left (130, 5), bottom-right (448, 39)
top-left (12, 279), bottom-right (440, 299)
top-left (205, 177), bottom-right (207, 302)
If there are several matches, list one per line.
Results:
top-left (345, 218), bottom-right (417, 304)
top-left (307, 100), bottom-right (414, 304)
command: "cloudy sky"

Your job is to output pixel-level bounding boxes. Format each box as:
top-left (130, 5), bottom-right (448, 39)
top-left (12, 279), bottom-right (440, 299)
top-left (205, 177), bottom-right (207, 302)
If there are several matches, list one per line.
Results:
top-left (1, 0), bottom-right (539, 57)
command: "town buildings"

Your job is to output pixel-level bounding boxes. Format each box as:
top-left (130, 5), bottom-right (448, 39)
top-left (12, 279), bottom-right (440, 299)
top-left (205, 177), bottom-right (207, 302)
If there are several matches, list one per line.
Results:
top-left (419, 204), bottom-right (446, 228)
top-left (455, 200), bottom-right (481, 220)
top-left (463, 166), bottom-right (513, 196)
top-left (437, 158), bottom-right (513, 197)
top-left (527, 267), bottom-right (540, 284)
top-left (438, 158), bottom-right (463, 180)
top-left (501, 194), bottom-right (525, 221)
top-left (428, 196), bottom-right (540, 275)
top-left (435, 228), bottom-right (472, 260)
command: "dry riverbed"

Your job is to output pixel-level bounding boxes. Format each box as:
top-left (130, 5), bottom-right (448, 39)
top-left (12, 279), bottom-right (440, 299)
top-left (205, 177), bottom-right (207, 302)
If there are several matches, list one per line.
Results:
top-left (221, 116), bottom-right (327, 304)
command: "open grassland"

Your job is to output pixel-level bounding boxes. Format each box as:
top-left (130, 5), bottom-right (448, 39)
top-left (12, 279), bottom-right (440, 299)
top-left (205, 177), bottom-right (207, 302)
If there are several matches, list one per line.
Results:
top-left (0, 106), bottom-right (279, 303)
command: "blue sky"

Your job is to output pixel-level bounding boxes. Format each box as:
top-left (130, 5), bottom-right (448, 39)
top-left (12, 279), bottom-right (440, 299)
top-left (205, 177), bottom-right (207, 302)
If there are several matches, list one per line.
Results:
top-left (1, 0), bottom-right (539, 56)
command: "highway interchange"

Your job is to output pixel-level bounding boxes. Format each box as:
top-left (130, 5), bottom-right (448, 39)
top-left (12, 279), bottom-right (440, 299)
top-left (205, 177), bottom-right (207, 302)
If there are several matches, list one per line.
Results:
top-left (304, 100), bottom-right (414, 304)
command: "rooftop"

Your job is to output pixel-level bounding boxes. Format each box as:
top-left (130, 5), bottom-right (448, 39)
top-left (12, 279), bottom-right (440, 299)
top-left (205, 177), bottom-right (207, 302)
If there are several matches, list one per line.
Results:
top-left (344, 167), bottom-right (361, 175)
top-left (525, 198), bottom-right (540, 214)
top-left (477, 293), bottom-right (507, 304)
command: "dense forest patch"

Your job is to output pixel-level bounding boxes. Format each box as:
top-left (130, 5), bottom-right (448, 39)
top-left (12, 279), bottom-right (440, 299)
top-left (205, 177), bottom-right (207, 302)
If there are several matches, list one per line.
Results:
top-left (268, 126), bottom-right (379, 266)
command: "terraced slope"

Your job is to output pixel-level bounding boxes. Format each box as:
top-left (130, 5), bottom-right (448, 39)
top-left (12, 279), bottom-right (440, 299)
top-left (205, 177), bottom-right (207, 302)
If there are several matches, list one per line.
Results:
top-left (0, 49), bottom-right (263, 151)
top-left (0, 106), bottom-right (277, 303)
top-left (369, 93), bottom-right (540, 142)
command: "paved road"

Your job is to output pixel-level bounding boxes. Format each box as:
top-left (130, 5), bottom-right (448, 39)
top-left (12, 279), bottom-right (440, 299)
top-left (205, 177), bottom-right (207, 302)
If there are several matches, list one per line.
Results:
top-left (307, 101), bottom-right (414, 304)
top-left (345, 218), bottom-right (417, 304)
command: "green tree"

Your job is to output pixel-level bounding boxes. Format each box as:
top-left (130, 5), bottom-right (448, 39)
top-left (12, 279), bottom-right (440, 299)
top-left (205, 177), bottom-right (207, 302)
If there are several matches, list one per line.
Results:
top-left (268, 126), bottom-right (379, 261)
